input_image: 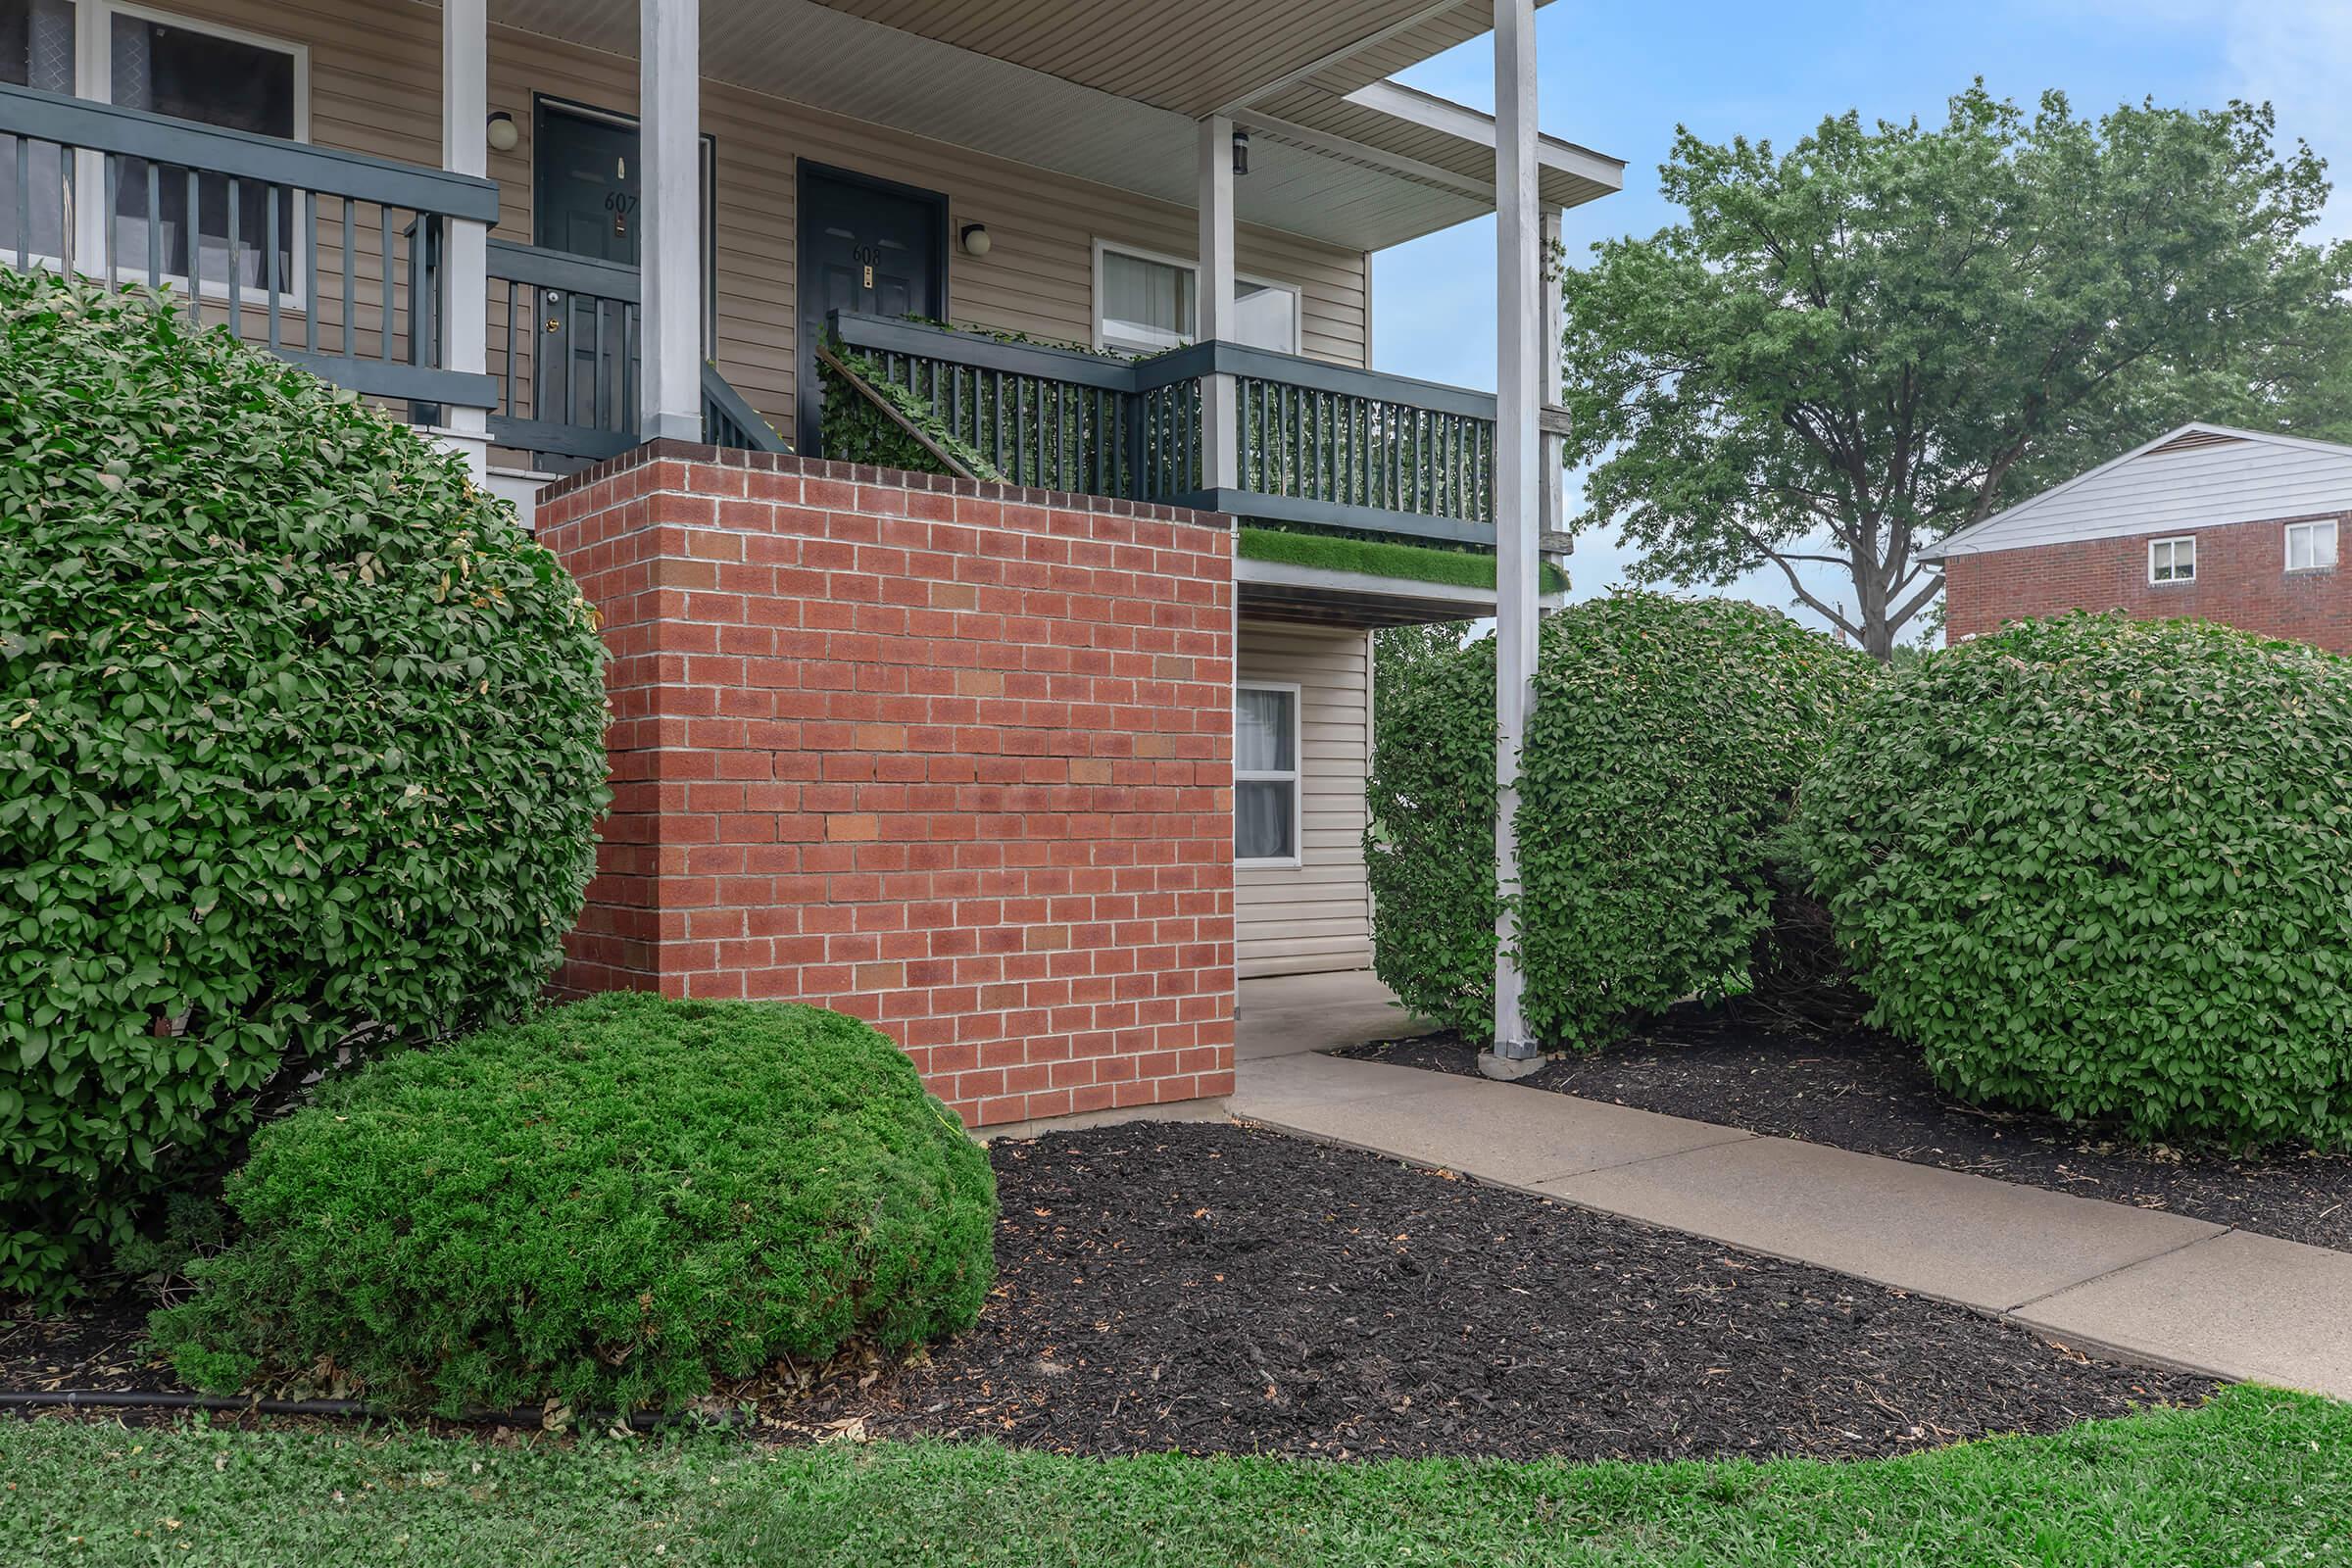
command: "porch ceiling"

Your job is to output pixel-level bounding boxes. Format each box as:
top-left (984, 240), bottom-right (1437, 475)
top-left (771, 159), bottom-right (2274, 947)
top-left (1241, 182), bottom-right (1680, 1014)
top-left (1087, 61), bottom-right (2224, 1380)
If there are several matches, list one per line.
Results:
top-left (474, 0), bottom-right (1619, 252)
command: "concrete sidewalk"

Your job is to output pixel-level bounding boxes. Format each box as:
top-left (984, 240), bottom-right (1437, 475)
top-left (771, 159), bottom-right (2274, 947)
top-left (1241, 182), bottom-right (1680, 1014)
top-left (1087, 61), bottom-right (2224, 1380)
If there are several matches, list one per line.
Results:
top-left (1232, 972), bottom-right (2352, 1400)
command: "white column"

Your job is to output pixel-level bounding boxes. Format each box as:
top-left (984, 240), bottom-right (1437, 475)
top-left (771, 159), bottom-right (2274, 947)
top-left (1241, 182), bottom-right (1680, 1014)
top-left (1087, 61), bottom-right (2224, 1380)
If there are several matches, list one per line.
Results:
top-left (1538, 203), bottom-right (1566, 549)
top-left (67, 0), bottom-right (108, 273)
top-left (1490, 0), bottom-right (1541, 1059)
top-left (439, 0), bottom-right (491, 478)
top-left (1198, 113), bottom-right (1240, 495)
top-left (639, 0), bottom-right (703, 443)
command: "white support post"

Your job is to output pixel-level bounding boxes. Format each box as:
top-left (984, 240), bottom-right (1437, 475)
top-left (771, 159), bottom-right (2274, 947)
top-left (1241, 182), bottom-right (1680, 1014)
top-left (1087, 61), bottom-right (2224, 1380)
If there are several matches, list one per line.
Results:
top-left (1538, 204), bottom-right (1566, 550)
top-left (1489, 0), bottom-right (1542, 1063)
top-left (640, 0), bottom-right (703, 443)
top-left (1198, 113), bottom-right (1240, 495)
top-left (66, 0), bottom-right (107, 274)
top-left (439, 0), bottom-right (491, 478)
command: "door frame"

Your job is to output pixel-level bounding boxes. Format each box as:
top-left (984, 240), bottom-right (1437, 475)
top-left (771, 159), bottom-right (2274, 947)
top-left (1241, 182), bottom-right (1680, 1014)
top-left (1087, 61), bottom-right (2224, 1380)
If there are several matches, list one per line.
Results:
top-left (795, 159), bottom-right (952, 451)
top-left (531, 92), bottom-right (719, 356)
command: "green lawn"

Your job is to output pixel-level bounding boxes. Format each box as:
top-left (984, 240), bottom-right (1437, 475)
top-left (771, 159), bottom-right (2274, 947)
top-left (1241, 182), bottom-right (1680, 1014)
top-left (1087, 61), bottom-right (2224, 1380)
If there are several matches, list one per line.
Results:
top-left (3, 1385), bottom-right (2344, 1566)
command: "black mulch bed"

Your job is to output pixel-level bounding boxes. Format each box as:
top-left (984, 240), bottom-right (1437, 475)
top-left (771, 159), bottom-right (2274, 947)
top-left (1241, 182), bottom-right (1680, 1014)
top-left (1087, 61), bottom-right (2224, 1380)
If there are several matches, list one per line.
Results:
top-left (8, 1124), bottom-right (2212, 1462)
top-left (1335, 1004), bottom-right (2352, 1253)
top-left (793, 1122), bottom-right (2208, 1461)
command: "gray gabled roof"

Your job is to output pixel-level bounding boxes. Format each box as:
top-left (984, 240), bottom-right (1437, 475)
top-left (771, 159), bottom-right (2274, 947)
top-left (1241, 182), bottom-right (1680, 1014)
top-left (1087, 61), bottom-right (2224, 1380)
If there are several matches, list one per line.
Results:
top-left (1921, 422), bottom-right (2352, 564)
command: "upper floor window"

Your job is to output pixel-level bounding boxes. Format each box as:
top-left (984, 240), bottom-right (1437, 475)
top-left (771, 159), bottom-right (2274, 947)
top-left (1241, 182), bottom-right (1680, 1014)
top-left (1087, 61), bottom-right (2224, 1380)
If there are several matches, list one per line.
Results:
top-left (2149, 536), bottom-right (2196, 584)
top-left (1096, 241), bottom-right (1300, 357)
top-left (2286, 519), bottom-right (2339, 573)
top-left (0, 3), bottom-right (304, 289)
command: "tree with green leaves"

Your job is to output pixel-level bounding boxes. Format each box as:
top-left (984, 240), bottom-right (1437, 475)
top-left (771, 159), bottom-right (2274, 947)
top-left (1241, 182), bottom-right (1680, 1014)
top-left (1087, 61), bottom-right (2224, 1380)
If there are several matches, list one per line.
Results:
top-left (1559, 85), bottom-right (2351, 658)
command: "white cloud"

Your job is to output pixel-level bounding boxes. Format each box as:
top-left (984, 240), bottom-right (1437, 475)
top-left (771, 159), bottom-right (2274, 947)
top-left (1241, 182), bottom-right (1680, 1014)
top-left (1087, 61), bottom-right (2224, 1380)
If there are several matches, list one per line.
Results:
top-left (2059, 0), bottom-right (2352, 234)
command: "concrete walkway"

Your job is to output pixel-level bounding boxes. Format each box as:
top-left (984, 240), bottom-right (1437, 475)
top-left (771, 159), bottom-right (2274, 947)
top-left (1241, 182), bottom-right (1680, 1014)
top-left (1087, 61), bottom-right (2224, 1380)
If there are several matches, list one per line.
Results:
top-left (1230, 972), bottom-right (2352, 1400)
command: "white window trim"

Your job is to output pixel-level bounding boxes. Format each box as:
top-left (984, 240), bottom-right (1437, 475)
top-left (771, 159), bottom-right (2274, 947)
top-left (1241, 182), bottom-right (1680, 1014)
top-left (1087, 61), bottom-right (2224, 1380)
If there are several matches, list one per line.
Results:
top-left (2148, 535), bottom-right (2197, 585)
top-left (1235, 679), bottom-right (1303, 869)
top-left (44, 2), bottom-right (313, 308)
top-left (2285, 518), bottom-right (2339, 574)
top-left (1091, 237), bottom-right (1302, 356)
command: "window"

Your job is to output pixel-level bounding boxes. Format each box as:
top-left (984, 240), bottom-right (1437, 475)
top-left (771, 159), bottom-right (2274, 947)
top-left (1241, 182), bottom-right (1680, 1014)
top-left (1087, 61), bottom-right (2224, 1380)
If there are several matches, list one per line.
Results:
top-left (0, 0), bottom-right (75, 260)
top-left (108, 6), bottom-right (304, 292)
top-left (1095, 241), bottom-right (1300, 356)
top-left (1236, 683), bottom-right (1300, 865)
top-left (2286, 520), bottom-right (2339, 573)
top-left (0, 3), bottom-right (305, 292)
top-left (2149, 536), bottom-right (2196, 584)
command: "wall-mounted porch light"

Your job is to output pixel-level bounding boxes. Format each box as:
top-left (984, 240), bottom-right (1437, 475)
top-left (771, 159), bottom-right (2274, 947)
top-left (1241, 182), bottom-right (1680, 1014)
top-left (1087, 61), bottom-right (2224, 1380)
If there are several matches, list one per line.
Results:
top-left (1232, 128), bottom-right (1250, 176)
top-left (486, 110), bottom-right (519, 153)
top-left (960, 222), bottom-right (992, 257)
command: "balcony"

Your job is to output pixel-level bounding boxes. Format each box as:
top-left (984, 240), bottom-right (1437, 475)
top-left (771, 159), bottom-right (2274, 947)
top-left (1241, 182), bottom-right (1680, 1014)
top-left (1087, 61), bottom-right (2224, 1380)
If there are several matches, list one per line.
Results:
top-left (0, 82), bottom-right (783, 465)
top-left (824, 311), bottom-right (1502, 552)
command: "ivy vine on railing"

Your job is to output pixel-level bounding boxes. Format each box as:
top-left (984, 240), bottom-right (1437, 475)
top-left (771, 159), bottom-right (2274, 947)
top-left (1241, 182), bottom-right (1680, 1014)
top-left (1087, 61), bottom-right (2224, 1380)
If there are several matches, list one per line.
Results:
top-left (817, 344), bottom-right (1004, 482)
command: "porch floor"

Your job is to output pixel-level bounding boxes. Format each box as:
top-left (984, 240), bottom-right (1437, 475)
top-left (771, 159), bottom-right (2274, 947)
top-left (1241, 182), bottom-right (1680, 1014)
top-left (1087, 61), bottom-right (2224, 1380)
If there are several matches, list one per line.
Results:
top-left (1231, 971), bottom-right (2352, 1400)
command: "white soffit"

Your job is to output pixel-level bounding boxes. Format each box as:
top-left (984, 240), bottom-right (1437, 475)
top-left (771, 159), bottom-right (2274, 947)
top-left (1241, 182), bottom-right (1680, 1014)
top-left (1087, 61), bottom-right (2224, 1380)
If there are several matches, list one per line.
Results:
top-left (474, 0), bottom-right (1618, 250)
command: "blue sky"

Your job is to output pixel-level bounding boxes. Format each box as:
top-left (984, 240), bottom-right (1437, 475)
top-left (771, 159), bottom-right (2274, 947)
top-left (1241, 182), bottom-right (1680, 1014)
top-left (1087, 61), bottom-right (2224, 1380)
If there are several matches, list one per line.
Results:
top-left (1369, 0), bottom-right (2352, 632)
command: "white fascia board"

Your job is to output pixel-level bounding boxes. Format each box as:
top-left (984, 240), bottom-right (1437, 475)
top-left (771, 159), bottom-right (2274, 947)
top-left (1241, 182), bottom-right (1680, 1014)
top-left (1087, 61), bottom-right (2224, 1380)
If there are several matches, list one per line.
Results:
top-left (1339, 79), bottom-right (1624, 192)
top-left (1236, 556), bottom-right (1568, 609)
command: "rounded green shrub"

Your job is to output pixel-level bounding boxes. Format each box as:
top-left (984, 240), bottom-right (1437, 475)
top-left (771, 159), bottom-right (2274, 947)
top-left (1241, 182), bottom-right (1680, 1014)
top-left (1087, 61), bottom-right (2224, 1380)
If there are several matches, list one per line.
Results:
top-left (1368, 592), bottom-right (1872, 1047)
top-left (1795, 611), bottom-right (2352, 1149)
top-left (0, 270), bottom-right (610, 1303)
top-left (149, 994), bottom-right (999, 1414)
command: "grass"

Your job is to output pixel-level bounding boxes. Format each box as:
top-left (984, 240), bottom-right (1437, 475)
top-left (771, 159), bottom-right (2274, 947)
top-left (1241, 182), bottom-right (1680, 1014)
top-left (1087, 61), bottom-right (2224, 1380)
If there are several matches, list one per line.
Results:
top-left (3, 1386), bottom-right (2346, 1566)
top-left (1239, 525), bottom-right (1570, 594)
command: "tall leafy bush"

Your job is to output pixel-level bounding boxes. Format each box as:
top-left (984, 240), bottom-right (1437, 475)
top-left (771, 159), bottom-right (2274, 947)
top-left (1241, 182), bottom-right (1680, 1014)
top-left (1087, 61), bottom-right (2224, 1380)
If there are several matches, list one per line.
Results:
top-left (0, 271), bottom-right (611, 1302)
top-left (1368, 593), bottom-right (1870, 1046)
top-left (1365, 631), bottom-right (1498, 1039)
top-left (150, 995), bottom-right (999, 1415)
top-left (1795, 612), bottom-right (2352, 1148)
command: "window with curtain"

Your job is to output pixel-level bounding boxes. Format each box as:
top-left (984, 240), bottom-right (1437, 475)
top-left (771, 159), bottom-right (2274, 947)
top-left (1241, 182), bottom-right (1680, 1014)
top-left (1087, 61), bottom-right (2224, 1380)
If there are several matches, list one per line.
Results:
top-left (0, 0), bottom-right (75, 259)
top-left (2148, 536), bottom-right (2196, 584)
top-left (2286, 519), bottom-right (2339, 573)
top-left (109, 9), bottom-right (300, 290)
top-left (1098, 243), bottom-right (1298, 356)
top-left (1236, 684), bottom-right (1299, 863)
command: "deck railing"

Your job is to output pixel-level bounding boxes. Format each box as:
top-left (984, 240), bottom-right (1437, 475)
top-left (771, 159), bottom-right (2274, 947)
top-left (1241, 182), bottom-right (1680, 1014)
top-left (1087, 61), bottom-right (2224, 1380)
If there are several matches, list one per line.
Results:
top-left (0, 83), bottom-right (784, 464)
top-left (480, 240), bottom-right (786, 462)
top-left (0, 80), bottom-right (498, 413)
top-left (828, 311), bottom-right (1497, 545)
top-left (825, 313), bottom-right (1139, 494)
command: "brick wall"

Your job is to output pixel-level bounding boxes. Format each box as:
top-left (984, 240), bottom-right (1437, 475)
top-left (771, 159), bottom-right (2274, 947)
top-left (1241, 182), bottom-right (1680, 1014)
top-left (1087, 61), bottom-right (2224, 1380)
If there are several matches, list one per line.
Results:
top-left (535, 442), bottom-right (1238, 1129)
top-left (1944, 512), bottom-right (2352, 652)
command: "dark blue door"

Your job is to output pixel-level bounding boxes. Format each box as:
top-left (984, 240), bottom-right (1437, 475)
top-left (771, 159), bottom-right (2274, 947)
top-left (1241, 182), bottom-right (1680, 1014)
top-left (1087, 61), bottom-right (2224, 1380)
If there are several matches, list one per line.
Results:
top-left (797, 166), bottom-right (946, 452)
top-left (534, 102), bottom-right (646, 439)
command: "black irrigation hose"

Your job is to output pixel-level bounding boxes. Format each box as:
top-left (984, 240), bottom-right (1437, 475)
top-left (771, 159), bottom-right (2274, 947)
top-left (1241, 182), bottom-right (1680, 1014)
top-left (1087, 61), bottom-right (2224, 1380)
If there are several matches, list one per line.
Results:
top-left (0, 1389), bottom-right (730, 1431)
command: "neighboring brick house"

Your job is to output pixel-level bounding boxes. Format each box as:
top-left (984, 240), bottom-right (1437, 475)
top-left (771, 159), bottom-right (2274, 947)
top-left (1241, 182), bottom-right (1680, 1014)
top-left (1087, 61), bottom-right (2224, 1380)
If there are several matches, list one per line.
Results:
top-left (1926, 423), bottom-right (2352, 652)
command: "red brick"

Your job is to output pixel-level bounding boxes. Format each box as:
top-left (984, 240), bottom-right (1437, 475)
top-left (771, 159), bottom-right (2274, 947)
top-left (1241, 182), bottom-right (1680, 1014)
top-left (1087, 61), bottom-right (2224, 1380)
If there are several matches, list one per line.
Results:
top-left (1944, 513), bottom-right (2352, 653)
top-left (548, 449), bottom-right (1236, 1130)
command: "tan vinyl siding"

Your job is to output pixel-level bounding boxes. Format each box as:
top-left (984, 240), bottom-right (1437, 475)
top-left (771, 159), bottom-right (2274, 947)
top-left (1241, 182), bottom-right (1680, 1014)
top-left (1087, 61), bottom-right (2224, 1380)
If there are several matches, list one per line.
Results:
top-left (144, 0), bottom-right (1369, 439)
top-left (1237, 621), bottom-right (1374, 979)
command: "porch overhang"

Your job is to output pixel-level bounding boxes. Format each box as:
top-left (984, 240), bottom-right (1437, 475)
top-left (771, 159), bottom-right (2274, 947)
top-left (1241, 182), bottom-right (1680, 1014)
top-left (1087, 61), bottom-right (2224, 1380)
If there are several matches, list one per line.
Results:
top-left (1236, 557), bottom-right (1566, 628)
top-left (470, 0), bottom-right (1621, 252)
